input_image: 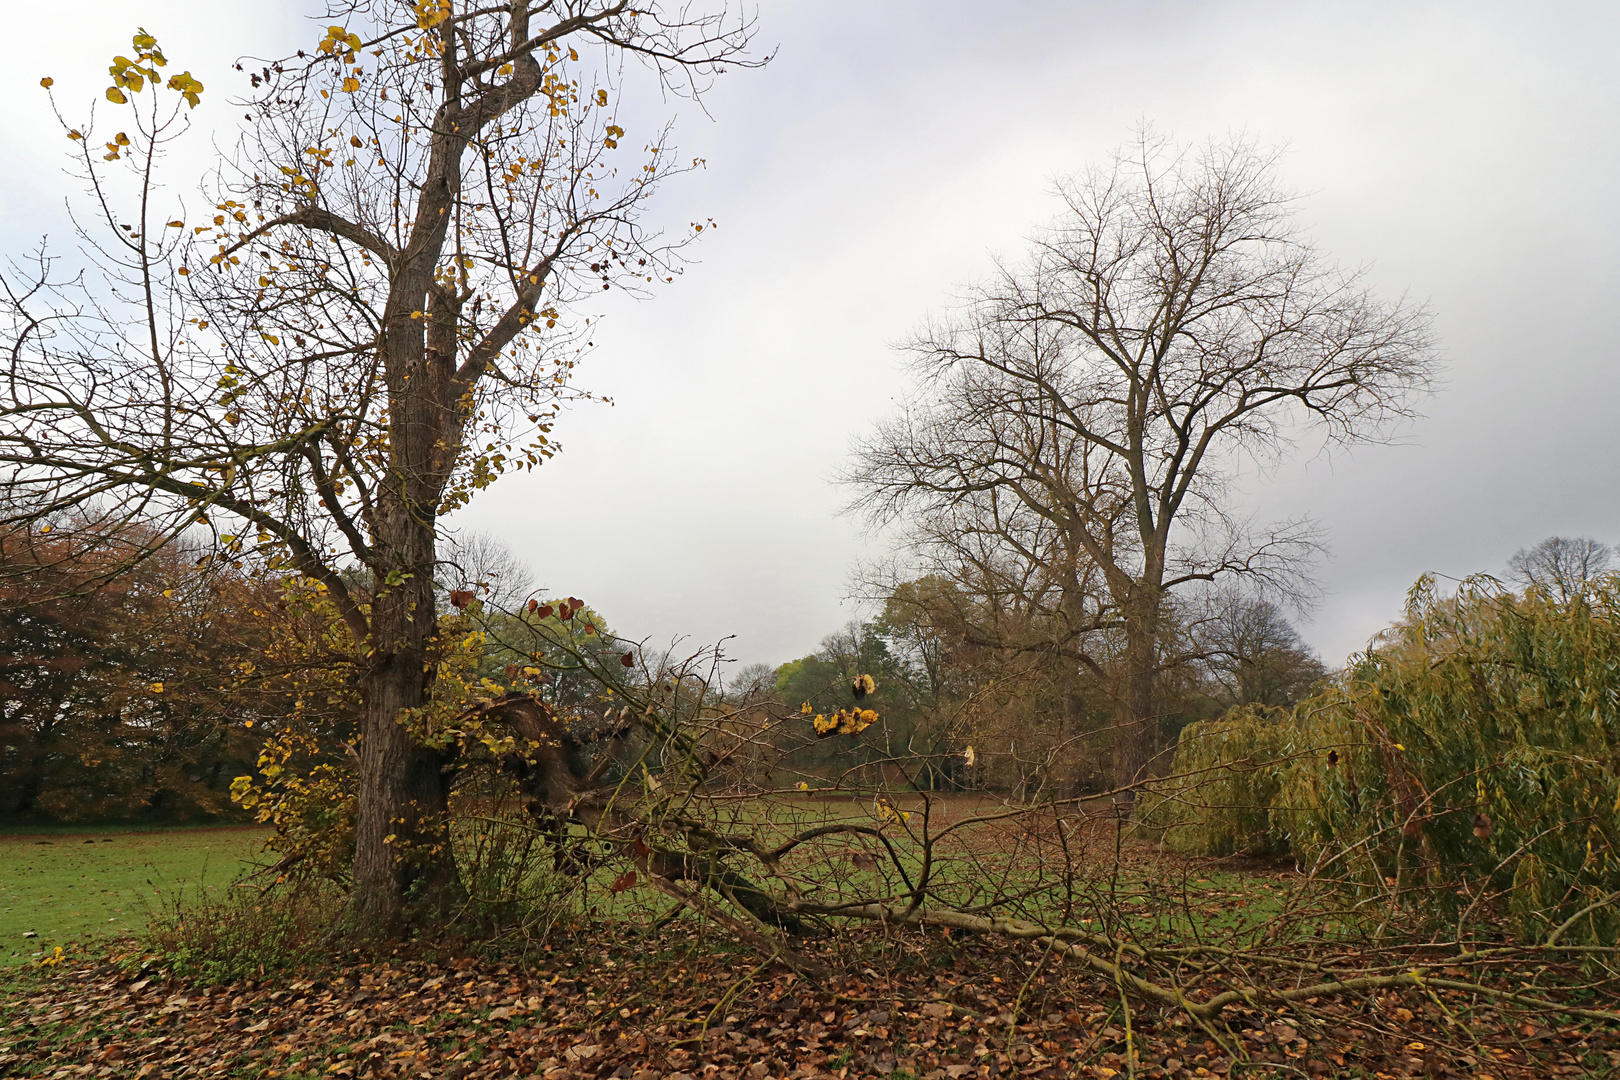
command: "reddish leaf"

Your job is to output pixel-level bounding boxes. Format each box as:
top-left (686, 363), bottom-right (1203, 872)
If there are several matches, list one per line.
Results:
top-left (610, 870), bottom-right (637, 893)
top-left (536, 603), bottom-right (554, 619)
top-left (621, 652), bottom-right (635, 667)
top-left (448, 589), bottom-right (474, 609)
top-left (527, 598), bottom-right (538, 613)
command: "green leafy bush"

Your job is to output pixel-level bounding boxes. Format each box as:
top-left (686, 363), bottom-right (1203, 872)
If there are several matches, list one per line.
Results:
top-left (1137, 705), bottom-right (1291, 857)
top-left (1147, 576), bottom-right (1620, 943)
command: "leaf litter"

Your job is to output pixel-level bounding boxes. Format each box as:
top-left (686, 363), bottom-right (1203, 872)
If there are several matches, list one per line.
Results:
top-left (2, 926), bottom-right (1618, 1079)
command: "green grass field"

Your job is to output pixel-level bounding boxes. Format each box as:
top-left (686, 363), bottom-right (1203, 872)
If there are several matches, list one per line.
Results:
top-left (0, 826), bottom-right (270, 967)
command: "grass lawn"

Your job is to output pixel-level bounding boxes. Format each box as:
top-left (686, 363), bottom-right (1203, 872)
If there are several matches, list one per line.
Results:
top-left (0, 826), bottom-right (269, 967)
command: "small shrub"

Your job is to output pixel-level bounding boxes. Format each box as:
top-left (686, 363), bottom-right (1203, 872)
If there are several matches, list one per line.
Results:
top-left (448, 800), bottom-right (579, 944)
top-left (142, 883), bottom-right (340, 984)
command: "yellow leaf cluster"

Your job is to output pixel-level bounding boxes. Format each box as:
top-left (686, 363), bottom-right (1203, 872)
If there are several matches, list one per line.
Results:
top-left (415, 0), bottom-right (452, 29)
top-left (875, 794), bottom-right (912, 826)
top-left (106, 28), bottom-right (167, 104)
top-left (812, 707), bottom-right (879, 738)
top-left (166, 70), bottom-right (204, 108)
top-left (319, 25), bottom-right (363, 61)
top-left (101, 30), bottom-right (202, 109)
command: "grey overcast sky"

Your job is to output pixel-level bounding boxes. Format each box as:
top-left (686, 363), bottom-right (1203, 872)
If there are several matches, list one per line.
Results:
top-left (3, 2), bottom-right (1618, 671)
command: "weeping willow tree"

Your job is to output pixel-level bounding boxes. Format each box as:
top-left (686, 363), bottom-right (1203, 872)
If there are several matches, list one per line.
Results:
top-left (1147, 574), bottom-right (1620, 943)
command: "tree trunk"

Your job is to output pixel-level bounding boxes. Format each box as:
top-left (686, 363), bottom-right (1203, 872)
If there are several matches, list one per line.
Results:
top-left (1112, 592), bottom-right (1162, 800)
top-left (349, 508), bottom-right (461, 934)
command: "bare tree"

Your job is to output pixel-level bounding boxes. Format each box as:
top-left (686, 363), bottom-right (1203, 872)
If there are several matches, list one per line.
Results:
top-left (1508, 536), bottom-right (1613, 602)
top-left (846, 130), bottom-right (1438, 794)
top-left (0, 3), bottom-right (752, 932)
top-left (442, 531), bottom-right (535, 611)
top-left (1195, 593), bottom-right (1327, 709)
top-left (722, 661), bottom-right (779, 705)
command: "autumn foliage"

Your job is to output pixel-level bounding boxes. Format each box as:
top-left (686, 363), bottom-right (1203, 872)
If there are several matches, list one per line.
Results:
top-left (0, 523), bottom-right (265, 821)
top-left (1148, 574), bottom-right (1620, 943)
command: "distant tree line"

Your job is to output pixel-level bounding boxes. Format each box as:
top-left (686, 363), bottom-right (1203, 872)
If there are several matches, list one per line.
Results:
top-left (753, 578), bottom-right (1326, 800)
top-left (0, 520), bottom-right (267, 821)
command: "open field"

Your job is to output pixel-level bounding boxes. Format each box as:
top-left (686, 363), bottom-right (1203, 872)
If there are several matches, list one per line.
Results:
top-left (0, 827), bottom-right (270, 966)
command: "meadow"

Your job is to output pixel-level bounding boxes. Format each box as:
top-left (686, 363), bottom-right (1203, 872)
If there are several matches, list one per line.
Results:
top-left (0, 826), bottom-right (269, 966)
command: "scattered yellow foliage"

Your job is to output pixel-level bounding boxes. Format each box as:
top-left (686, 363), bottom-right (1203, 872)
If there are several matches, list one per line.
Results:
top-left (812, 707), bottom-right (878, 738)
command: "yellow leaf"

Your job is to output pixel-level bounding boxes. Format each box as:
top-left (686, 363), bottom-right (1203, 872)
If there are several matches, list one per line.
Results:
top-left (106, 87), bottom-right (128, 104)
top-left (166, 220), bottom-right (184, 228)
top-left (569, 48), bottom-right (578, 62)
top-left (162, 589), bottom-right (173, 597)
top-left (341, 77), bottom-right (360, 93)
top-left (964, 745), bottom-right (977, 767)
top-left (150, 682), bottom-right (165, 693)
top-left (596, 89), bottom-right (608, 107)
top-left (166, 71), bottom-right (204, 108)
top-left (40, 77), bottom-right (54, 89)
top-left (415, 0), bottom-right (450, 28)
top-left (67, 130), bottom-right (83, 140)
top-left (261, 333), bottom-right (280, 344)
top-left (350, 134), bottom-right (363, 147)
top-left (797, 781), bottom-right (809, 792)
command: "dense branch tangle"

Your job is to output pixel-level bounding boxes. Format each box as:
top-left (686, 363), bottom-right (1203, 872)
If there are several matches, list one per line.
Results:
top-left (0, 1), bottom-right (752, 932)
top-left (448, 620), bottom-right (1620, 1031)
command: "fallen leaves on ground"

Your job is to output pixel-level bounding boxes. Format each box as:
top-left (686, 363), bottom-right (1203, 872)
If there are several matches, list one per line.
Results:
top-left (1, 929), bottom-right (1617, 1079)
